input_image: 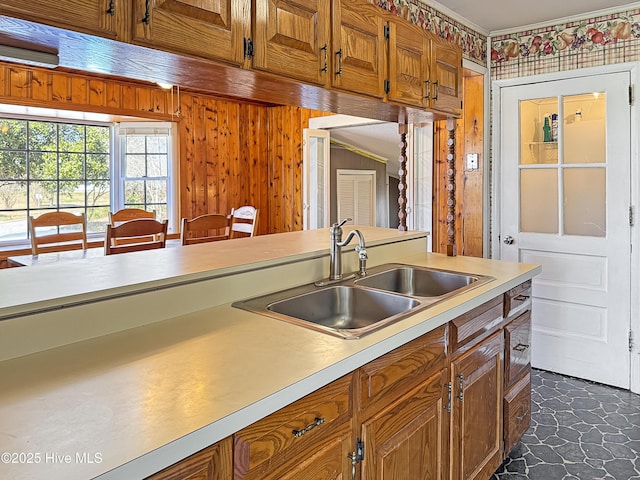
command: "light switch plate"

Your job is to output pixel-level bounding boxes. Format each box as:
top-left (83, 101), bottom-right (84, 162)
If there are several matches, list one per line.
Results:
top-left (466, 153), bottom-right (479, 170)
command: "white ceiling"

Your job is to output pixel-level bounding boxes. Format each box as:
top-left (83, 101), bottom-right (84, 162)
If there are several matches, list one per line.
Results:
top-left (431, 0), bottom-right (639, 33)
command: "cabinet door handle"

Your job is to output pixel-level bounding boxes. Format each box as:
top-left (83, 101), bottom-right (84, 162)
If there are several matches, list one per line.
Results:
top-left (433, 80), bottom-right (439, 100)
top-left (456, 373), bottom-right (464, 401)
top-left (142, 0), bottom-right (151, 24)
top-left (335, 49), bottom-right (343, 75)
top-left (513, 343), bottom-right (530, 352)
top-left (424, 79), bottom-right (431, 100)
top-left (514, 294), bottom-right (530, 301)
top-left (106, 0), bottom-right (115, 16)
top-left (292, 416), bottom-right (325, 438)
top-left (320, 44), bottom-right (328, 72)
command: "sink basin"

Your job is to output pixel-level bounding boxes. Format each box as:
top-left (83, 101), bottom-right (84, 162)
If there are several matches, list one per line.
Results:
top-left (355, 265), bottom-right (490, 298)
top-left (233, 285), bottom-right (420, 339)
top-left (232, 264), bottom-right (494, 339)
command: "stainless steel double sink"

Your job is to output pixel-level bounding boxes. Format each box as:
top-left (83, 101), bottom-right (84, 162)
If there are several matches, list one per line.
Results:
top-left (232, 263), bottom-right (494, 339)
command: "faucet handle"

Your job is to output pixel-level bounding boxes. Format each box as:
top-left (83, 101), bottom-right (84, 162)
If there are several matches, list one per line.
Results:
top-left (335, 218), bottom-right (351, 228)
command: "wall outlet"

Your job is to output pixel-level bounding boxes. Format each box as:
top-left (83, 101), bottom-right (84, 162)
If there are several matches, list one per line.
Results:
top-left (466, 153), bottom-right (479, 170)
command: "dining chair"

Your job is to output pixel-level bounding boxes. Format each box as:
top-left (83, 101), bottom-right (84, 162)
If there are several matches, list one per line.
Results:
top-left (28, 211), bottom-right (88, 255)
top-left (104, 218), bottom-right (168, 255)
top-left (229, 206), bottom-right (259, 238)
top-left (180, 213), bottom-right (230, 245)
top-left (109, 208), bottom-right (157, 245)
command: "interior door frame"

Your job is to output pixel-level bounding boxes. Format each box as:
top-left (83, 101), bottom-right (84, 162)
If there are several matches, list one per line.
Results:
top-left (491, 62), bottom-right (640, 394)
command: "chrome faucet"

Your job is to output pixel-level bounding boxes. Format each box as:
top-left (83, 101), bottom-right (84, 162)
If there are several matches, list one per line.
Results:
top-left (328, 218), bottom-right (367, 280)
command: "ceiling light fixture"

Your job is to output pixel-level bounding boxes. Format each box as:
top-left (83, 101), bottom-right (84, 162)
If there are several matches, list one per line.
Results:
top-left (157, 82), bottom-right (173, 90)
top-left (0, 45), bottom-right (59, 69)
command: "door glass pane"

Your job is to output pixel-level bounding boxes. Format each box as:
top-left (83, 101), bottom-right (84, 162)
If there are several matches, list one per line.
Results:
top-left (520, 97), bottom-right (558, 165)
top-left (309, 136), bottom-right (327, 228)
top-left (564, 168), bottom-right (606, 237)
top-left (520, 168), bottom-right (558, 233)
top-left (563, 93), bottom-right (606, 164)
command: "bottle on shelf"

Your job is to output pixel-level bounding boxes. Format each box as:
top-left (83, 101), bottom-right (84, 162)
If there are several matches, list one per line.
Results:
top-left (543, 116), bottom-right (552, 142)
top-left (551, 113), bottom-right (558, 141)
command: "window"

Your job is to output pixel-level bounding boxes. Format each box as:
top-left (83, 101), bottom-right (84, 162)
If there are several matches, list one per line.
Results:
top-left (0, 117), bottom-right (177, 245)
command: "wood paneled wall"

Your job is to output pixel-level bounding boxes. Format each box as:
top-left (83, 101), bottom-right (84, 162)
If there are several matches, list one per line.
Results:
top-left (433, 71), bottom-right (484, 256)
top-left (0, 63), bottom-right (328, 238)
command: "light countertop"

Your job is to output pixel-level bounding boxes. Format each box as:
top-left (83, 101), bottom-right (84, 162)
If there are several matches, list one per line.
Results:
top-left (0, 229), bottom-right (540, 480)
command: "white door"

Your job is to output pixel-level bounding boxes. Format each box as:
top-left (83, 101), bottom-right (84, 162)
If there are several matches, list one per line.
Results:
top-left (500, 72), bottom-right (631, 388)
top-left (337, 169), bottom-right (376, 226)
top-left (302, 129), bottom-right (330, 229)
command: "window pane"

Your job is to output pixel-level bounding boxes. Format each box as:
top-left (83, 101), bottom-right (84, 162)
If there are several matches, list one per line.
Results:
top-left (0, 181), bottom-right (27, 210)
top-left (147, 154), bottom-right (167, 176)
top-left (86, 181), bottom-right (110, 208)
top-left (86, 154), bottom-right (109, 179)
top-left (87, 206), bottom-right (109, 233)
top-left (59, 153), bottom-right (84, 179)
top-left (151, 204), bottom-right (167, 221)
top-left (0, 119), bottom-right (27, 149)
top-left (146, 180), bottom-right (166, 203)
top-left (563, 93), bottom-right (606, 164)
top-left (126, 155), bottom-right (146, 177)
top-left (520, 168), bottom-right (558, 233)
top-left (146, 136), bottom-right (167, 153)
top-left (0, 151), bottom-right (27, 179)
top-left (124, 180), bottom-right (144, 204)
top-left (564, 168), bottom-right (606, 237)
top-left (30, 152), bottom-right (58, 179)
top-left (86, 126), bottom-right (110, 153)
top-left (126, 136), bottom-right (145, 153)
top-left (520, 97), bottom-right (558, 165)
top-left (31, 181), bottom-right (59, 208)
top-left (0, 210), bottom-right (26, 241)
top-left (59, 124), bottom-right (85, 152)
top-left (29, 121), bottom-right (57, 151)
top-left (59, 181), bottom-right (84, 207)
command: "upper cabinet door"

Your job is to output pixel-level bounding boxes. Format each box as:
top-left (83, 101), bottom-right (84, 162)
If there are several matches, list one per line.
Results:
top-left (387, 18), bottom-right (430, 108)
top-left (132, 0), bottom-right (250, 66)
top-left (429, 35), bottom-right (462, 115)
top-left (253, 0), bottom-right (331, 85)
top-left (0, 0), bottom-right (123, 39)
top-left (331, 0), bottom-right (386, 98)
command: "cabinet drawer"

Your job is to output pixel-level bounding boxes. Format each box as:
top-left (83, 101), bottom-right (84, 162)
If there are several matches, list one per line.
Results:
top-left (504, 310), bottom-right (531, 388)
top-left (234, 373), bottom-right (353, 479)
top-left (503, 372), bottom-right (531, 456)
top-left (450, 296), bottom-right (503, 354)
top-left (145, 437), bottom-right (232, 480)
top-left (504, 281), bottom-right (531, 320)
top-left (359, 324), bottom-right (447, 416)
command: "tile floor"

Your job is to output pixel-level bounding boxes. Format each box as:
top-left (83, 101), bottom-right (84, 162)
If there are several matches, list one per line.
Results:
top-left (492, 369), bottom-right (640, 480)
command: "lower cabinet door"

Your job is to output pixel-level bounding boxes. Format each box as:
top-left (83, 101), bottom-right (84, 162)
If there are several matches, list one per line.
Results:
top-left (450, 331), bottom-right (503, 480)
top-left (504, 371), bottom-right (531, 456)
top-left (360, 369), bottom-right (449, 480)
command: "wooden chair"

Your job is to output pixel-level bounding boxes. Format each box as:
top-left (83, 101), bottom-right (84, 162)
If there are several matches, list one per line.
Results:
top-left (28, 211), bottom-right (88, 255)
top-left (180, 214), bottom-right (230, 245)
top-left (108, 208), bottom-right (156, 225)
top-left (105, 218), bottom-right (168, 255)
top-left (229, 206), bottom-right (259, 238)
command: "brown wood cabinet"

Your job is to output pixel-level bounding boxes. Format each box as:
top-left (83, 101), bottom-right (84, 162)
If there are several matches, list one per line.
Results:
top-left (361, 368), bottom-right (449, 480)
top-left (0, 0), bottom-right (124, 39)
top-left (450, 331), bottom-right (503, 480)
top-left (144, 437), bottom-right (233, 480)
top-left (386, 17), bottom-right (430, 108)
top-left (252, 0), bottom-right (331, 85)
top-left (331, 0), bottom-right (386, 98)
top-left (429, 36), bottom-right (463, 115)
top-left (132, 0), bottom-right (250, 66)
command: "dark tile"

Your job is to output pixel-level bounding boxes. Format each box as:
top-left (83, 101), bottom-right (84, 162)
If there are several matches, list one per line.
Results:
top-left (604, 458), bottom-right (639, 480)
top-left (565, 462), bottom-right (607, 479)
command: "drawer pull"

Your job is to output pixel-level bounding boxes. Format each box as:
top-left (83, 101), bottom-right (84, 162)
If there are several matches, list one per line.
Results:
top-left (292, 417), bottom-right (325, 438)
top-left (514, 294), bottom-right (530, 302)
top-left (513, 343), bottom-right (530, 352)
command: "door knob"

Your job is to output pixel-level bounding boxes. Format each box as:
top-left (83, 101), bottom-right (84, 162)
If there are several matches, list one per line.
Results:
top-left (503, 235), bottom-right (515, 245)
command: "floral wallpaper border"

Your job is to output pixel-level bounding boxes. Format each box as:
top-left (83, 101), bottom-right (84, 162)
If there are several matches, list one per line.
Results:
top-left (492, 8), bottom-right (640, 79)
top-left (369, 0), bottom-right (488, 66)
